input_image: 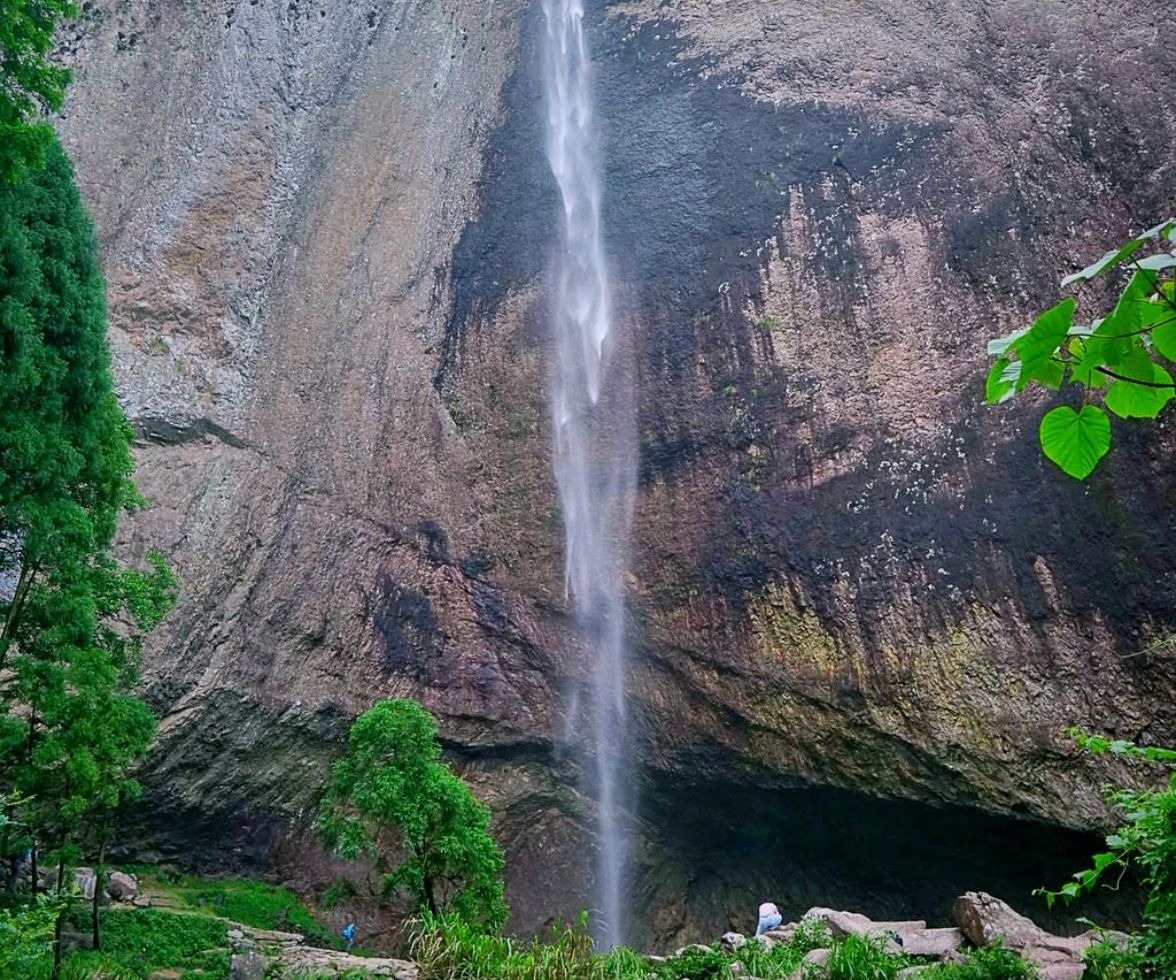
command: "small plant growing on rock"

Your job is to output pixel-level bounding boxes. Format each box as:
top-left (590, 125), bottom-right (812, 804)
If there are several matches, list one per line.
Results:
top-left (318, 699), bottom-right (507, 930)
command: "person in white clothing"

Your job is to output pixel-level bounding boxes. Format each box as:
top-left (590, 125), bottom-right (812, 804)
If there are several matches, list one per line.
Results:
top-left (755, 901), bottom-right (783, 936)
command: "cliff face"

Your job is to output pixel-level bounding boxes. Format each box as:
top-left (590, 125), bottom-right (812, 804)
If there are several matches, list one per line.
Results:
top-left (58, 0), bottom-right (1176, 945)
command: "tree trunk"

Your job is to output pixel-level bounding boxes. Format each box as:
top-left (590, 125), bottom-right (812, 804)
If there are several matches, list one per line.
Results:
top-left (52, 844), bottom-right (67, 980)
top-left (52, 907), bottom-right (64, 980)
top-left (0, 556), bottom-right (37, 672)
top-left (92, 830), bottom-right (106, 951)
top-left (30, 843), bottom-right (38, 898)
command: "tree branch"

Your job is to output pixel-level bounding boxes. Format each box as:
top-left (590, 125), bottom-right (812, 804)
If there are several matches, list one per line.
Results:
top-left (0, 556), bottom-right (38, 673)
top-left (1095, 366), bottom-right (1176, 389)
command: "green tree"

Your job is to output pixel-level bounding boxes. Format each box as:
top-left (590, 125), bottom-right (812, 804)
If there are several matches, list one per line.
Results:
top-left (0, 136), bottom-right (137, 670)
top-left (319, 699), bottom-right (508, 930)
top-left (0, 136), bottom-right (176, 968)
top-left (986, 219), bottom-right (1176, 478)
top-left (0, 1), bottom-right (78, 181)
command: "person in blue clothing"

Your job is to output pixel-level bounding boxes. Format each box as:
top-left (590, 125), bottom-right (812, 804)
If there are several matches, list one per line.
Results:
top-left (755, 901), bottom-right (783, 937)
top-left (342, 921), bottom-right (357, 951)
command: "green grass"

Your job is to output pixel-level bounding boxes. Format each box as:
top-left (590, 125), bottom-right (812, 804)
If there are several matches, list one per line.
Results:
top-left (176, 877), bottom-right (322, 934)
top-left (21, 907), bottom-right (231, 979)
top-left (816, 934), bottom-right (904, 979)
top-left (129, 869), bottom-right (342, 950)
top-left (97, 907), bottom-right (230, 977)
top-left (410, 914), bottom-right (835, 980)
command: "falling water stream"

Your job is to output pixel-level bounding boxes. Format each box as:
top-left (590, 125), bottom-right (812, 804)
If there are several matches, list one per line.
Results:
top-left (541, 0), bottom-right (635, 948)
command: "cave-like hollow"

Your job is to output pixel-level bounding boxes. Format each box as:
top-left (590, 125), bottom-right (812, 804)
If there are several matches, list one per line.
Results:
top-left (632, 776), bottom-right (1138, 948)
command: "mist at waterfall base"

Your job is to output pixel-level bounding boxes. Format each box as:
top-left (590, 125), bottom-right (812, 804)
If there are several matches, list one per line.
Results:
top-left (540, 0), bottom-right (637, 949)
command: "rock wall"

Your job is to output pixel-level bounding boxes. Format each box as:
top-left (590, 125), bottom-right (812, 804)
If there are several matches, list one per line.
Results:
top-left (58, 0), bottom-right (1176, 946)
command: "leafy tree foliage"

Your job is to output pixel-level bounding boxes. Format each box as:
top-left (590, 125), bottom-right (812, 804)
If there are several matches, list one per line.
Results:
top-left (0, 1), bottom-right (78, 180)
top-left (987, 220), bottom-right (1176, 478)
top-left (319, 699), bottom-right (508, 930)
top-left (1040, 731), bottom-right (1176, 978)
top-left (0, 135), bottom-right (176, 962)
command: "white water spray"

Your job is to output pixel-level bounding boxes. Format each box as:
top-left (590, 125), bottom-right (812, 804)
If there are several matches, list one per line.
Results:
top-left (541, 0), bottom-right (635, 948)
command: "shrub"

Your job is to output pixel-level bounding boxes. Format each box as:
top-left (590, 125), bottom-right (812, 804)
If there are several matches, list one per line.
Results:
top-left (815, 934), bottom-right (902, 980)
top-left (1040, 732), bottom-right (1176, 977)
top-left (411, 912), bottom-right (600, 980)
top-left (1082, 937), bottom-right (1147, 980)
top-left (0, 896), bottom-right (59, 977)
top-left (920, 943), bottom-right (1039, 979)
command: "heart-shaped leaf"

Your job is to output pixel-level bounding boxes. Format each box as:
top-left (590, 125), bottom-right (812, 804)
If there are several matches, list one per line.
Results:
top-left (1039, 405), bottom-right (1111, 479)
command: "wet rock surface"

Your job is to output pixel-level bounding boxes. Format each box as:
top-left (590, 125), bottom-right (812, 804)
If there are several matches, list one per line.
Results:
top-left (57, 0), bottom-right (1176, 945)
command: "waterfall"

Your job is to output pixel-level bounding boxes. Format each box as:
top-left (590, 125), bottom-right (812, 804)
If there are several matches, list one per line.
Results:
top-left (540, 0), bottom-right (635, 948)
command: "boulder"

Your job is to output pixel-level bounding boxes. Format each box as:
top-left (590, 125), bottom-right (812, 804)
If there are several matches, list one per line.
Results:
top-left (953, 892), bottom-right (1044, 950)
top-left (901, 927), bottom-right (964, 958)
top-left (953, 891), bottom-right (1101, 980)
top-left (721, 931), bottom-right (747, 951)
top-left (230, 954), bottom-right (266, 980)
top-left (278, 949), bottom-right (418, 978)
top-left (802, 907), bottom-right (920, 954)
top-left (106, 871), bottom-right (138, 901)
top-left (59, 929), bottom-right (94, 953)
top-left (788, 948), bottom-right (830, 980)
top-left (764, 923), bottom-right (800, 943)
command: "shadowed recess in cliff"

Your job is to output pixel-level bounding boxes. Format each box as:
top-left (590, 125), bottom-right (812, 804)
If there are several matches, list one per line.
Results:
top-left (635, 777), bottom-right (1140, 949)
top-left (436, 1), bottom-right (943, 396)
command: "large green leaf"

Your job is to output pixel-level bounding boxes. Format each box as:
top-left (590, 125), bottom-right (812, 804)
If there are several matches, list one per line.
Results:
top-left (1039, 405), bottom-right (1110, 479)
top-left (1061, 220), bottom-right (1176, 286)
top-left (1135, 253), bottom-right (1176, 272)
top-left (1153, 320), bottom-right (1176, 361)
top-left (1112, 270), bottom-right (1161, 330)
top-left (1103, 350), bottom-right (1175, 419)
top-left (1015, 297), bottom-right (1075, 389)
top-left (1084, 276), bottom-right (1163, 364)
top-left (1069, 338), bottom-right (1108, 388)
top-left (985, 358), bottom-right (1019, 404)
top-left (988, 325), bottom-right (1029, 357)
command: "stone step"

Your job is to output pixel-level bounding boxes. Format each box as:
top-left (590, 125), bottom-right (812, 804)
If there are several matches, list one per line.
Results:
top-left (278, 948), bottom-right (418, 979)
